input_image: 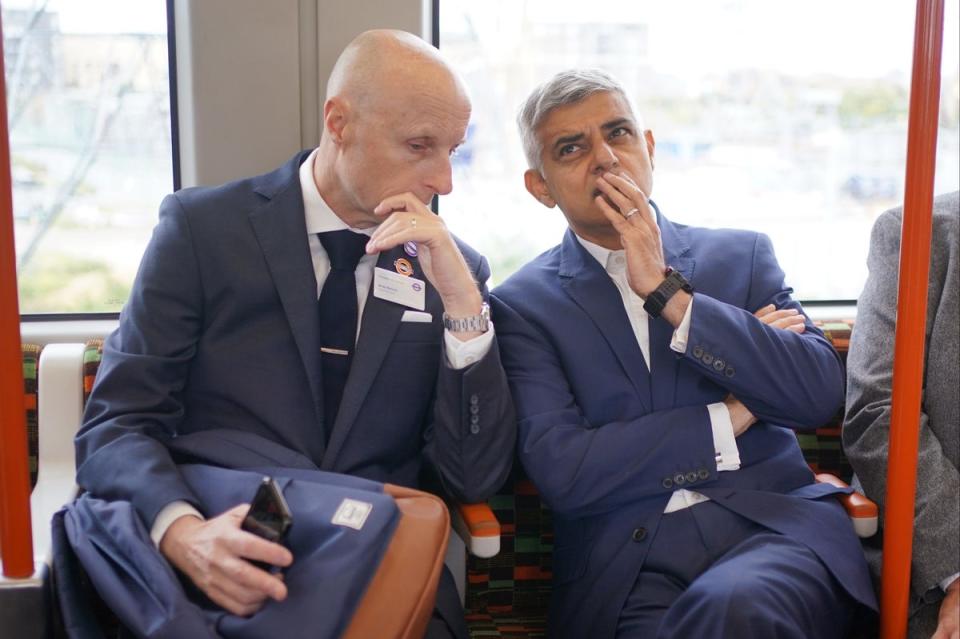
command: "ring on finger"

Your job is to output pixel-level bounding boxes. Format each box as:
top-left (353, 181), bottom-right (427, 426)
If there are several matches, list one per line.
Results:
top-left (410, 218), bottom-right (418, 228)
top-left (624, 208), bottom-right (640, 219)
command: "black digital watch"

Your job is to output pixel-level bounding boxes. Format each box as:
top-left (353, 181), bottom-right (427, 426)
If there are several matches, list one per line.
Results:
top-left (642, 267), bottom-right (693, 318)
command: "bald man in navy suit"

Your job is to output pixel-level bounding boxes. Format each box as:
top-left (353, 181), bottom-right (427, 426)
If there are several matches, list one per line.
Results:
top-left (75, 30), bottom-right (515, 638)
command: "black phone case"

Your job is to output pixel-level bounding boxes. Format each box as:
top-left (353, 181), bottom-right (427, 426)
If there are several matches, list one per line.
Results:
top-left (241, 477), bottom-right (293, 571)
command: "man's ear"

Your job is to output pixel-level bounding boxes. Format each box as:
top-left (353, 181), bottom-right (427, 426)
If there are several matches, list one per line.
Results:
top-left (323, 97), bottom-right (349, 145)
top-left (524, 169), bottom-right (556, 208)
top-left (644, 129), bottom-right (656, 171)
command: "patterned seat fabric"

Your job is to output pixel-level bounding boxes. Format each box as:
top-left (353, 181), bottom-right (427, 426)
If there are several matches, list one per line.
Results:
top-left (23, 344), bottom-right (42, 489)
top-left (465, 475), bottom-right (550, 638)
top-left (83, 339), bottom-right (104, 406)
top-left (802, 319), bottom-right (856, 481)
top-left (464, 318), bottom-right (857, 637)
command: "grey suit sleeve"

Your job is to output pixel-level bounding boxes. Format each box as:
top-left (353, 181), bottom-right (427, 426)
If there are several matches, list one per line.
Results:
top-left (844, 206), bottom-right (960, 597)
top-left (424, 254), bottom-right (517, 504)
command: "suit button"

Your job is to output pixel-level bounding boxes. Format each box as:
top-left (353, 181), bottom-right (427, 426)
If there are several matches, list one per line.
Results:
top-left (632, 528), bottom-right (647, 542)
top-left (702, 353), bottom-right (714, 365)
top-left (470, 405), bottom-right (480, 415)
top-left (470, 394), bottom-right (480, 405)
top-left (692, 346), bottom-right (704, 358)
top-left (698, 469), bottom-right (710, 480)
top-left (686, 471), bottom-right (698, 484)
top-left (674, 473), bottom-right (686, 486)
top-left (661, 477), bottom-right (673, 489)
top-left (713, 359), bottom-right (725, 372)
top-left (470, 423), bottom-right (481, 435)
top-left (724, 366), bottom-right (735, 377)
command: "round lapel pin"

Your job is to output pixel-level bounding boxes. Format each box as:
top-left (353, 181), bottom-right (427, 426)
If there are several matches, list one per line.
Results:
top-left (394, 258), bottom-right (414, 277)
top-left (404, 241), bottom-right (418, 257)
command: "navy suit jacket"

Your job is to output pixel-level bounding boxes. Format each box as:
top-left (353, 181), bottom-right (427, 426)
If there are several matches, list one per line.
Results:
top-left (491, 207), bottom-right (875, 638)
top-left (73, 151), bottom-right (515, 620)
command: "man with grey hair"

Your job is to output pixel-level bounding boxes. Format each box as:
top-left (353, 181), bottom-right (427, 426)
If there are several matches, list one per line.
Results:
top-left (490, 69), bottom-right (876, 638)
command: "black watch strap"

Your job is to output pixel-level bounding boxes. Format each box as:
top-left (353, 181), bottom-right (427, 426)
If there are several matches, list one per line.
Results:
top-left (642, 267), bottom-right (693, 318)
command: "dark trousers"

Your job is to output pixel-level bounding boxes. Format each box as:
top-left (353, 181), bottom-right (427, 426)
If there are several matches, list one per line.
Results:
top-left (616, 501), bottom-right (857, 639)
top-left (426, 566), bottom-right (469, 639)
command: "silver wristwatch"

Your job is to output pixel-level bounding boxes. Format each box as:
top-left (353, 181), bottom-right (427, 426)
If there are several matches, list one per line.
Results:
top-left (442, 302), bottom-right (490, 333)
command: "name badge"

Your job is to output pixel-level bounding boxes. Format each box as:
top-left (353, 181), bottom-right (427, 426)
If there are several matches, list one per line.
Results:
top-left (373, 267), bottom-right (426, 310)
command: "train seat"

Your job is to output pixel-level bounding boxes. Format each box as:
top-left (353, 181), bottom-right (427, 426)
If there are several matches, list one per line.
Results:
top-left (460, 317), bottom-right (875, 638)
top-left (16, 318), bottom-right (873, 638)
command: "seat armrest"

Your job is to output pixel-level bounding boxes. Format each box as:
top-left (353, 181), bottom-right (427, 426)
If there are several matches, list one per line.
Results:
top-left (815, 473), bottom-right (879, 538)
top-left (452, 502), bottom-right (500, 558)
top-left (30, 343), bottom-right (86, 568)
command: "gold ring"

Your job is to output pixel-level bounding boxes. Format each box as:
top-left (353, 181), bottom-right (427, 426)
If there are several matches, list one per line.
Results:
top-left (624, 208), bottom-right (640, 219)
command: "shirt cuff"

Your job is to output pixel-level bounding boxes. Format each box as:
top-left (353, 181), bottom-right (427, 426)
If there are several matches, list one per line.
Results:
top-left (941, 573), bottom-right (960, 592)
top-left (669, 297), bottom-right (694, 354)
top-left (708, 402), bottom-right (741, 471)
top-left (443, 322), bottom-right (495, 370)
top-left (150, 501), bottom-right (204, 548)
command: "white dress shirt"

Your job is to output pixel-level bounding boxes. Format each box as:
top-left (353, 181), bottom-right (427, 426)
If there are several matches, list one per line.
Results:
top-left (575, 235), bottom-right (741, 514)
top-left (151, 149), bottom-right (494, 545)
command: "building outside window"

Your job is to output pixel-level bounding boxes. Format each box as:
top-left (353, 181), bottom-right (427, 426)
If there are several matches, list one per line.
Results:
top-left (440, 0), bottom-right (960, 300)
top-left (4, 0), bottom-right (173, 313)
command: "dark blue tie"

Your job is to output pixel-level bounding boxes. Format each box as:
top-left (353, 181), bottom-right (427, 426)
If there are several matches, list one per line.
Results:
top-left (317, 230), bottom-right (369, 439)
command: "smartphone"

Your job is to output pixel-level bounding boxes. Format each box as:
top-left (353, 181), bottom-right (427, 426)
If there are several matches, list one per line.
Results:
top-left (241, 476), bottom-right (293, 570)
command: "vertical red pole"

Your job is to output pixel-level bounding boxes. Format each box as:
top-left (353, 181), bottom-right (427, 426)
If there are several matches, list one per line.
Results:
top-left (879, 0), bottom-right (944, 637)
top-left (0, 9), bottom-right (35, 578)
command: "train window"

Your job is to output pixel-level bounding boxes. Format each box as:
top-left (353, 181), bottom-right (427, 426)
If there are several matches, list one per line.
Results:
top-left (439, 0), bottom-right (960, 300)
top-left (4, 0), bottom-right (174, 314)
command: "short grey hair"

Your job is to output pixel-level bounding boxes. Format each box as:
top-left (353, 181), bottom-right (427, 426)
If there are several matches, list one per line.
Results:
top-left (517, 69), bottom-right (636, 170)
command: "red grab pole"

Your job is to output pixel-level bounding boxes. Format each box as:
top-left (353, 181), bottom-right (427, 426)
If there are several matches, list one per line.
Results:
top-left (0, 10), bottom-right (35, 578)
top-left (879, 0), bottom-right (945, 637)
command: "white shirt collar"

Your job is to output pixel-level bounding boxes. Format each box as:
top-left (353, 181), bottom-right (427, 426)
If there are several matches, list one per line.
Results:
top-left (575, 234), bottom-right (627, 274)
top-left (298, 147), bottom-right (375, 237)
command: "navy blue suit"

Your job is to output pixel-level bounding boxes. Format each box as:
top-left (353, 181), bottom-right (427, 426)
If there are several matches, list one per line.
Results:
top-left (74, 151), bottom-right (516, 635)
top-left (490, 208), bottom-right (876, 638)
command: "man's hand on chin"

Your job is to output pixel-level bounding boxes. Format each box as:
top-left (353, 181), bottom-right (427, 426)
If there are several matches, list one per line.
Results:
top-left (159, 504), bottom-right (293, 617)
top-left (366, 192), bottom-right (485, 339)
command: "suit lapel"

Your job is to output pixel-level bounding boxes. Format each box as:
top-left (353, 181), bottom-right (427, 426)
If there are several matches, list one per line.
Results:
top-left (559, 230), bottom-right (652, 413)
top-left (648, 204), bottom-right (695, 411)
top-left (322, 245), bottom-right (416, 467)
top-left (248, 152), bottom-right (326, 436)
